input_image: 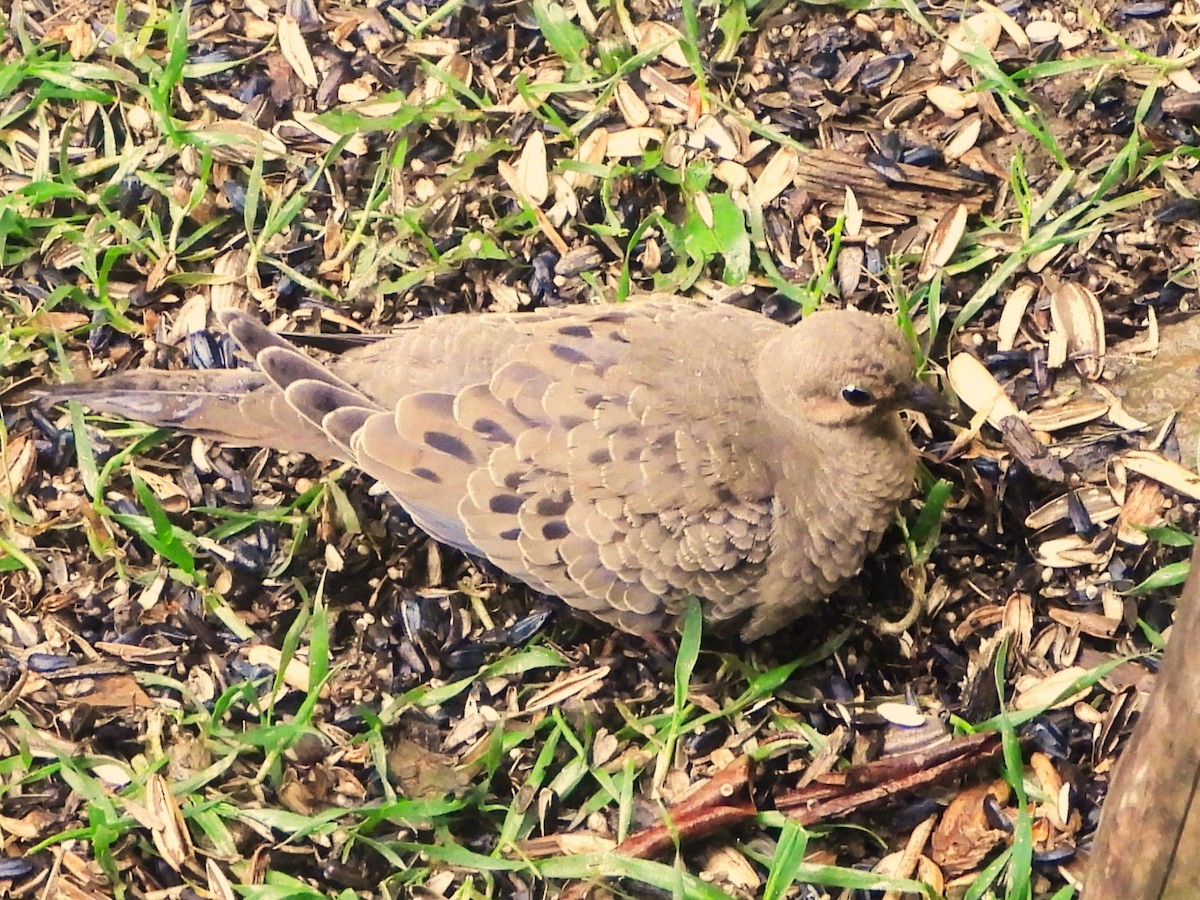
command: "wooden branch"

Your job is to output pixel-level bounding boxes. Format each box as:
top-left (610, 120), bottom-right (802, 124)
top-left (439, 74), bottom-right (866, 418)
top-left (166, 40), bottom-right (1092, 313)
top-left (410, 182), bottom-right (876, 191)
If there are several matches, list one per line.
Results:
top-left (776, 733), bottom-right (1003, 825)
top-left (793, 149), bottom-right (988, 224)
top-left (1085, 543), bottom-right (1200, 898)
top-left (517, 733), bottom-right (1003, 864)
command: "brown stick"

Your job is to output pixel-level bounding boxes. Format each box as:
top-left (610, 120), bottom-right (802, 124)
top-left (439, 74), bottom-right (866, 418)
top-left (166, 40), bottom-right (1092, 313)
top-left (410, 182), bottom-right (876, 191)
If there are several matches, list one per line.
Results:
top-left (1085, 543), bottom-right (1200, 898)
top-left (609, 733), bottom-right (1003, 860)
top-left (793, 149), bottom-right (987, 224)
top-left (613, 756), bottom-right (756, 858)
top-left (778, 733), bottom-right (1004, 824)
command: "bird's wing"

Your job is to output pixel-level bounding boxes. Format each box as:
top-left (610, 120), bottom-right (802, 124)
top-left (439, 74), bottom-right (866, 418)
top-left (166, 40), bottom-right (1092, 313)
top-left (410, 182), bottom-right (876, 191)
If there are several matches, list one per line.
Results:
top-left (332, 303), bottom-right (781, 633)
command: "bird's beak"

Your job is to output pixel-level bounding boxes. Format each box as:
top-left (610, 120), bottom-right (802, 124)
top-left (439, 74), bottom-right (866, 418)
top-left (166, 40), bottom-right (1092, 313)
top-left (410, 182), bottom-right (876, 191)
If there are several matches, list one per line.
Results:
top-left (903, 380), bottom-right (950, 419)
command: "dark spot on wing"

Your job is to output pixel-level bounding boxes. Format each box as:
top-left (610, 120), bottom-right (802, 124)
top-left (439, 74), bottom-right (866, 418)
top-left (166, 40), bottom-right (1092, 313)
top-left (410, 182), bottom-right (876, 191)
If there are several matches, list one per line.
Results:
top-left (413, 467), bottom-right (441, 483)
top-left (300, 383), bottom-right (343, 415)
top-left (500, 527), bottom-right (521, 540)
top-left (536, 497), bottom-right (570, 517)
top-left (558, 324), bottom-right (592, 338)
top-left (472, 417), bottom-right (513, 443)
top-left (425, 431), bottom-right (476, 463)
top-left (594, 311), bottom-right (631, 324)
top-left (588, 447), bottom-right (612, 466)
top-left (490, 494), bottom-right (524, 514)
top-left (542, 520), bottom-right (570, 540)
top-left (550, 343), bottom-right (589, 365)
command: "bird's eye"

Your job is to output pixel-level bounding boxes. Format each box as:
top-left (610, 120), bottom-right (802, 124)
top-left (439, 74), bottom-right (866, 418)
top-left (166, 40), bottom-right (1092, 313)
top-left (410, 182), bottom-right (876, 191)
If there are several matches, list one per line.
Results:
top-left (841, 385), bottom-right (875, 407)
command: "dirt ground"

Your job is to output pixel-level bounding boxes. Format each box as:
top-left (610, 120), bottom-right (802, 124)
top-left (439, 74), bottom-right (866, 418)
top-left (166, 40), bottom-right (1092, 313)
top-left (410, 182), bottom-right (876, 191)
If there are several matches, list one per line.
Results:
top-left (2, 0), bottom-right (1199, 897)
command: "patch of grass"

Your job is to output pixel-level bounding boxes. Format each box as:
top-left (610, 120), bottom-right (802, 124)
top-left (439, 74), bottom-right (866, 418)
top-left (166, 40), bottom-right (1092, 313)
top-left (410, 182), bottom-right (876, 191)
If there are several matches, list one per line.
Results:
top-left (980, 638), bottom-right (1037, 900)
top-left (1127, 526), bottom-right (1195, 595)
top-left (906, 476), bottom-right (955, 565)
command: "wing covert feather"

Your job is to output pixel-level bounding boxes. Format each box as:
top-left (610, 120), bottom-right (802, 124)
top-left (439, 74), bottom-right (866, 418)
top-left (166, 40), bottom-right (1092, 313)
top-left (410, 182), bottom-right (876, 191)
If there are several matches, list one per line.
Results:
top-left (329, 303), bottom-right (779, 631)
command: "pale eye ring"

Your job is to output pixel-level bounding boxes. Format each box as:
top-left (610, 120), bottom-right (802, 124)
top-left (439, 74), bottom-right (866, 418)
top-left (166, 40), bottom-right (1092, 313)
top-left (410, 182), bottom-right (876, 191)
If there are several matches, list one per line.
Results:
top-left (841, 385), bottom-right (875, 407)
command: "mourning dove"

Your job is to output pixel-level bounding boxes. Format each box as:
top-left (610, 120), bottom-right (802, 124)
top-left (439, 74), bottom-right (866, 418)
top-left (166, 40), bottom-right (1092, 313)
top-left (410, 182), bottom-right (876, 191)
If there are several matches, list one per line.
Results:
top-left (41, 298), bottom-right (929, 639)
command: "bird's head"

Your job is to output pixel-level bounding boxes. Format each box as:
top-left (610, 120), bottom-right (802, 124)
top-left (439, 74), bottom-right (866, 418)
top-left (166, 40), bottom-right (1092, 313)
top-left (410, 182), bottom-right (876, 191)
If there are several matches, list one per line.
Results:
top-left (758, 308), bottom-right (937, 430)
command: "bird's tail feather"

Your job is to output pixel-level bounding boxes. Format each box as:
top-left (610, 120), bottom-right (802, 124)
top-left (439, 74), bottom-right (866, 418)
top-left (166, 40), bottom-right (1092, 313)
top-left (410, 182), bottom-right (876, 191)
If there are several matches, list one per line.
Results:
top-left (33, 368), bottom-right (263, 420)
top-left (27, 368), bottom-right (338, 455)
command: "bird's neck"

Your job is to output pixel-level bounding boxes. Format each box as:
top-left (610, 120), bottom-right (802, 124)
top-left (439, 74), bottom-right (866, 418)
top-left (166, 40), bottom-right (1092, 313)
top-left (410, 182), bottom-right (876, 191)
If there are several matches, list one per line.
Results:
top-left (783, 415), bottom-right (916, 516)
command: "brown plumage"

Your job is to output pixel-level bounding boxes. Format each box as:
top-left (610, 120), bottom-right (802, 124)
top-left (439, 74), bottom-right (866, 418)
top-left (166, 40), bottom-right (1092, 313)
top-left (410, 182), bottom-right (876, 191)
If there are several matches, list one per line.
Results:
top-left (41, 298), bottom-right (927, 639)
